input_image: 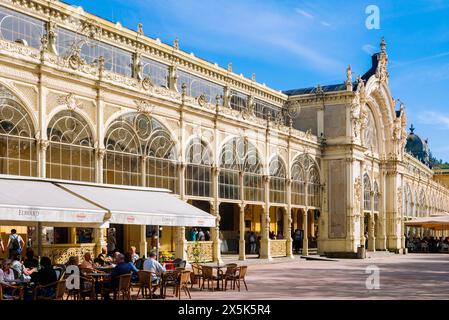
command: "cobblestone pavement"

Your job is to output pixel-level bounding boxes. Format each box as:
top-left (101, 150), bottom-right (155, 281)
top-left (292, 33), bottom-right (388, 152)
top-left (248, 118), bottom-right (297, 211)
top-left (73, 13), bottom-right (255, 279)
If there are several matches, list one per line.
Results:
top-left (166, 253), bottom-right (449, 300)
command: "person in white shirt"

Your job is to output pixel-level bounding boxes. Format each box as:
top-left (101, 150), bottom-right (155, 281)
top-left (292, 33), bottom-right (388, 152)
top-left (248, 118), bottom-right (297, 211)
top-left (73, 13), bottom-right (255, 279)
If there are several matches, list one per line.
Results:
top-left (143, 251), bottom-right (166, 282)
top-left (0, 260), bottom-right (15, 284)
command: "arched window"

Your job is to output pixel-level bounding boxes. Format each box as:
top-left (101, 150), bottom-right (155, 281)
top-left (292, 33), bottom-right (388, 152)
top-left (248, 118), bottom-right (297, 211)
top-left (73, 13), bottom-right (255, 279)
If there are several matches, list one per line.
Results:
top-left (104, 113), bottom-right (178, 191)
top-left (363, 174), bottom-right (371, 211)
top-left (291, 154), bottom-right (320, 207)
top-left (185, 138), bottom-right (212, 197)
top-left (419, 191), bottom-right (426, 217)
top-left (0, 85), bottom-right (36, 176)
top-left (291, 158), bottom-right (306, 206)
top-left (269, 156), bottom-right (286, 204)
top-left (405, 185), bottom-right (412, 218)
top-left (219, 137), bottom-right (263, 201)
top-left (373, 181), bottom-right (379, 212)
top-left (308, 164), bottom-right (321, 208)
top-left (104, 118), bottom-right (141, 186)
top-left (47, 110), bottom-right (94, 182)
top-left (364, 107), bottom-right (378, 153)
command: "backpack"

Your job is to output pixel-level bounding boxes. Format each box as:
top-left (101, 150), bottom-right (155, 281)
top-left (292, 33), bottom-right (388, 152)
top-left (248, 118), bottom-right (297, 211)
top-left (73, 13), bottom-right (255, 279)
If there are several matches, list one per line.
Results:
top-left (10, 235), bottom-right (21, 253)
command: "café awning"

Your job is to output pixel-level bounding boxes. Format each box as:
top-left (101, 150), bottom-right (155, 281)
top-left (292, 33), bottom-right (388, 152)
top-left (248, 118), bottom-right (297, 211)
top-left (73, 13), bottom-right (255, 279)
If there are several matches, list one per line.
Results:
top-left (0, 175), bottom-right (108, 228)
top-left (56, 181), bottom-right (216, 227)
top-left (404, 215), bottom-right (449, 230)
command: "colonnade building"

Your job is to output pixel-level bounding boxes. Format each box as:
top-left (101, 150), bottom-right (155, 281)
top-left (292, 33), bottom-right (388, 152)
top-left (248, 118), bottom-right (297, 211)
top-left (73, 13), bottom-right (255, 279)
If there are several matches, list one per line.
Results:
top-left (1, 0), bottom-right (448, 263)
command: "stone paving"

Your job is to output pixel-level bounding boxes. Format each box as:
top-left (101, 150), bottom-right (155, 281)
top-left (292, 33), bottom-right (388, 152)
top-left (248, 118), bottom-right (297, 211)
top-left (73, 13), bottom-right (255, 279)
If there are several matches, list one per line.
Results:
top-left (169, 253), bottom-right (449, 300)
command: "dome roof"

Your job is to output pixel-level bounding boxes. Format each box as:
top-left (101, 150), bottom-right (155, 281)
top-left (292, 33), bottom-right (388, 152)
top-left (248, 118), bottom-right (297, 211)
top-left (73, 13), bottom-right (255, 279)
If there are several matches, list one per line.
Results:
top-left (405, 124), bottom-right (430, 166)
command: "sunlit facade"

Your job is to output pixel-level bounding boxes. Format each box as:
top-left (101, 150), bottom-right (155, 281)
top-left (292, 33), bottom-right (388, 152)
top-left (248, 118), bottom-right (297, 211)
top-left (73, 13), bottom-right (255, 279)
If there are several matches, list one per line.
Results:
top-left (0, 0), bottom-right (448, 263)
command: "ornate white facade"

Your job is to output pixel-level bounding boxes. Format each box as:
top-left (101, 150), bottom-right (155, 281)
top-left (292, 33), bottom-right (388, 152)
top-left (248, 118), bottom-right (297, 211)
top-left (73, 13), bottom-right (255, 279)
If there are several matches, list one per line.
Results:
top-left (0, 0), bottom-right (448, 261)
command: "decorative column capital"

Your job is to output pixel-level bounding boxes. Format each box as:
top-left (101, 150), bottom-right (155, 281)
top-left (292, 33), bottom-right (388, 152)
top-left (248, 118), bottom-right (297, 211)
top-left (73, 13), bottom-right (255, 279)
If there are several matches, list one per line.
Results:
top-left (38, 139), bottom-right (50, 152)
top-left (96, 147), bottom-right (106, 161)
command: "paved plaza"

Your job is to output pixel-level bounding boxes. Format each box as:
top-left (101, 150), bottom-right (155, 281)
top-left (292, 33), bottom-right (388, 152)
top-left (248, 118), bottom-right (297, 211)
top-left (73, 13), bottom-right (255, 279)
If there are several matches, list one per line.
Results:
top-left (169, 254), bottom-right (449, 300)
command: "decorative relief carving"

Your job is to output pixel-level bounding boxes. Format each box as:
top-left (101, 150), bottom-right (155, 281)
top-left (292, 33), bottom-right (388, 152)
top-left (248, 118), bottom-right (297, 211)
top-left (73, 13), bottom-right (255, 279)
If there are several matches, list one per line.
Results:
top-left (0, 38), bottom-right (40, 61)
top-left (42, 244), bottom-right (96, 265)
top-left (58, 93), bottom-right (83, 110)
top-left (270, 239), bottom-right (287, 257)
top-left (186, 241), bottom-right (213, 262)
top-left (135, 99), bottom-right (156, 115)
top-left (354, 177), bottom-right (362, 215)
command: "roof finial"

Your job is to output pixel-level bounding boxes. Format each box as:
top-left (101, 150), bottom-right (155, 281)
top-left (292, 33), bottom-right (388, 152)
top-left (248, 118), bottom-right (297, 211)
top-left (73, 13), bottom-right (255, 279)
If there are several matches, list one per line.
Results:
top-left (410, 123), bottom-right (415, 134)
top-left (173, 37), bottom-right (179, 50)
top-left (345, 65), bottom-right (352, 91)
top-left (251, 73), bottom-right (256, 81)
top-left (227, 62), bottom-right (232, 72)
top-left (137, 23), bottom-right (143, 36)
top-left (380, 36), bottom-right (386, 54)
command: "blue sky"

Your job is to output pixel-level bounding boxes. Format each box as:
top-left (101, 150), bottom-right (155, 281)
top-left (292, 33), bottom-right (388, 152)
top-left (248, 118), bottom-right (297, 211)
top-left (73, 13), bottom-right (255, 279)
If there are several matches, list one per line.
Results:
top-left (64, 0), bottom-right (449, 161)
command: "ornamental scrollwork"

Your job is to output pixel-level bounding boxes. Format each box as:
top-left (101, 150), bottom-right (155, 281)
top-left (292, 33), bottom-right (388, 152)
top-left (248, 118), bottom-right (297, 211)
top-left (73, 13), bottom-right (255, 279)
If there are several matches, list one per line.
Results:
top-left (135, 99), bottom-right (156, 115)
top-left (58, 93), bottom-right (82, 111)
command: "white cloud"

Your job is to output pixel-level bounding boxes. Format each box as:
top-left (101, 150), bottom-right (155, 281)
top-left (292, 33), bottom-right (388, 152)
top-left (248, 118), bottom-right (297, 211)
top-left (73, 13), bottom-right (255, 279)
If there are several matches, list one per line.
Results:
top-left (417, 111), bottom-right (449, 129)
top-left (362, 44), bottom-right (376, 55)
top-left (295, 8), bottom-right (314, 19)
top-left (320, 21), bottom-right (331, 27)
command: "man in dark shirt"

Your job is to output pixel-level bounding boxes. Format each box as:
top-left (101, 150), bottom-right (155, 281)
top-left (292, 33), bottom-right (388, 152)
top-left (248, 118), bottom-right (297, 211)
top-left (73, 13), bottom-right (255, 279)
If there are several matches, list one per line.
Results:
top-left (102, 253), bottom-right (137, 299)
top-left (31, 256), bottom-right (57, 298)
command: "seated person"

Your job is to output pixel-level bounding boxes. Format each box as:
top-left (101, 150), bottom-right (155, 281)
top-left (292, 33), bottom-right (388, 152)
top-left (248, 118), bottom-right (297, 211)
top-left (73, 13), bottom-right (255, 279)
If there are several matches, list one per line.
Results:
top-left (102, 253), bottom-right (137, 299)
top-left (10, 253), bottom-right (33, 280)
top-left (31, 257), bottom-right (57, 298)
top-left (143, 251), bottom-right (166, 283)
top-left (130, 246), bottom-right (139, 263)
top-left (23, 248), bottom-right (39, 269)
top-left (0, 260), bottom-right (15, 284)
top-left (0, 260), bottom-right (21, 299)
top-left (94, 246), bottom-right (112, 266)
top-left (124, 252), bottom-right (139, 282)
top-left (79, 252), bottom-right (96, 272)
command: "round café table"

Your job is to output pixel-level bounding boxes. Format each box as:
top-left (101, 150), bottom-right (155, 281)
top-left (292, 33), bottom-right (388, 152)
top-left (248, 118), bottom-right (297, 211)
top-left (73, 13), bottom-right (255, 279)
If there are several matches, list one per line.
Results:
top-left (85, 272), bottom-right (110, 300)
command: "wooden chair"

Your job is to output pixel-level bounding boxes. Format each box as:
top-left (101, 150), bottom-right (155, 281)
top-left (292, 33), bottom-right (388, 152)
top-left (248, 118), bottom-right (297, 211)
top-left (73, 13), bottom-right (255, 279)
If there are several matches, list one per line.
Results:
top-left (135, 270), bottom-right (160, 300)
top-left (174, 270), bottom-right (191, 300)
top-left (200, 266), bottom-right (222, 291)
top-left (0, 283), bottom-right (24, 300)
top-left (223, 265), bottom-right (239, 291)
top-left (234, 266), bottom-right (248, 292)
top-left (190, 263), bottom-right (203, 289)
top-left (34, 280), bottom-right (66, 300)
top-left (113, 273), bottom-right (132, 300)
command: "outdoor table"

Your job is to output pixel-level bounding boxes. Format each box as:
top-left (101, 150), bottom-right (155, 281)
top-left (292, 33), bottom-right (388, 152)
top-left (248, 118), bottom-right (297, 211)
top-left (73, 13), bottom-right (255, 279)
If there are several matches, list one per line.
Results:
top-left (96, 266), bottom-right (114, 273)
top-left (206, 264), bottom-right (227, 290)
top-left (3, 279), bottom-right (32, 300)
top-left (85, 272), bottom-right (110, 300)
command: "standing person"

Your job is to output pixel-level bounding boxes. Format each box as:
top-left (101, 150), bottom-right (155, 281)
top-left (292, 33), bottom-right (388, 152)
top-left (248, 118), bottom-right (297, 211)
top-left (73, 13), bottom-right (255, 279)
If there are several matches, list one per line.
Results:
top-left (249, 232), bottom-right (257, 254)
top-left (197, 229), bottom-right (205, 241)
top-left (107, 228), bottom-right (117, 253)
top-left (205, 230), bottom-right (211, 241)
top-left (292, 229), bottom-right (302, 254)
top-left (192, 228), bottom-right (198, 242)
top-left (6, 229), bottom-right (24, 258)
top-left (256, 235), bottom-right (262, 258)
